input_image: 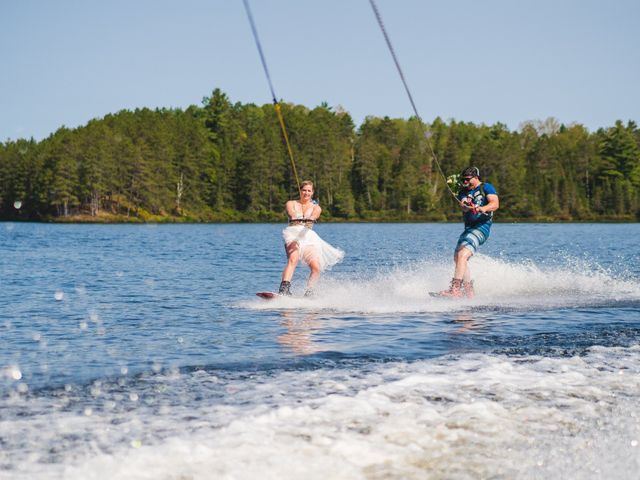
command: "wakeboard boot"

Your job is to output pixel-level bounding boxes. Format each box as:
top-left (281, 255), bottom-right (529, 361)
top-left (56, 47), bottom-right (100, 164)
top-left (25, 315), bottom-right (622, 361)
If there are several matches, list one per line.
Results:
top-left (462, 280), bottom-right (475, 299)
top-left (432, 278), bottom-right (464, 298)
top-left (278, 280), bottom-right (292, 296)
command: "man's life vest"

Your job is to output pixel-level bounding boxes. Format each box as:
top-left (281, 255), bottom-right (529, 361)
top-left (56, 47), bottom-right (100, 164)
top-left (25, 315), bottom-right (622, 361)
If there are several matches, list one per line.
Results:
top-left (459, 183), bottom-right (493, 225)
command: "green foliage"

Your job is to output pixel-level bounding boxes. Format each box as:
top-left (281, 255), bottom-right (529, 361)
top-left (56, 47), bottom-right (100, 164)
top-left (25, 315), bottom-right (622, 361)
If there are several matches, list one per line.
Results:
top-left (0, 91), bottom-right (638, 223)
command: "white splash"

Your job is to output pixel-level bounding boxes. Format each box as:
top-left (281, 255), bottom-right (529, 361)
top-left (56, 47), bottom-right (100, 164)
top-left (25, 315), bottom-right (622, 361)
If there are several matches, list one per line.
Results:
top-left (244, 255), bottom-right (640, 314)
top-left (7, 345), bottom-right (637, 480)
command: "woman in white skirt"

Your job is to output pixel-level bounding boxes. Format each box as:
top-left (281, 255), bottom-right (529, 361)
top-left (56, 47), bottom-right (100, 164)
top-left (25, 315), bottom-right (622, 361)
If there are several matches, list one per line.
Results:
top-left (278, 180), bottom-right (344, 296)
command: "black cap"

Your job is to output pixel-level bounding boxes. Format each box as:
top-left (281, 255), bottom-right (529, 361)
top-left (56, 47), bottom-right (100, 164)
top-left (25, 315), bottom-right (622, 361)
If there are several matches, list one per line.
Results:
top-left (461, 166), bottom-right (480, 178)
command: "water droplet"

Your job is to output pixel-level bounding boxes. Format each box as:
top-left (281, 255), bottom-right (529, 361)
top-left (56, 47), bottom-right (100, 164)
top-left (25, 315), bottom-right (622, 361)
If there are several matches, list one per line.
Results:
top-left (120, 366), bottom-right (129, 375)
top-left (79, 321), bottom-right (88, 330)
top-left (54, 290), bottom-right (64, 301)
top-left (5, 366), bottom-right (22, 380)
top-left (13, 201), bottom-right (22, 209)
top-left (632, 440), bottom-right (638, 447)
top-left (131, 439), bottom-right (142, 448)
top-left (84, 408), bottom-right (93, 416)
top-left (129, 392), bottom-right (139, 402)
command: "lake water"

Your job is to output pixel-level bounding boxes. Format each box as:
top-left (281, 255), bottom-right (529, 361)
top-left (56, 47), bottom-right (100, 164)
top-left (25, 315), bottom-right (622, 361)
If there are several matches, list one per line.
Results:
top-left (1, 222), bottom-right (639, 479)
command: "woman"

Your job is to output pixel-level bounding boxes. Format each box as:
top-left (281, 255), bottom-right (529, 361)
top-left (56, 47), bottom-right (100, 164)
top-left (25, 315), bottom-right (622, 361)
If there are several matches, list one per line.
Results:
top-left (278, 180), bottom-right (344, 296)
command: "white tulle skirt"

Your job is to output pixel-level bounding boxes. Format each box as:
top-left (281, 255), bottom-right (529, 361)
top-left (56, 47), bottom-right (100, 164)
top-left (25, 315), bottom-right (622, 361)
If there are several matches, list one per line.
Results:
top-left (282, 225), bottom-right (344, 271)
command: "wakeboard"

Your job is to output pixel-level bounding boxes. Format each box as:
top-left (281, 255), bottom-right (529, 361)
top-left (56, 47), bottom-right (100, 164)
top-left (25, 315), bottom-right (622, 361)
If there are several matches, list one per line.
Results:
top-left (256, 292), bottom-right (281, 300)
top-left (429, 291), bottom-right (446, 298)
top-left (428, 291), bottom-right (463, 299)
top-left (256, 292), bottom-right (311, 300)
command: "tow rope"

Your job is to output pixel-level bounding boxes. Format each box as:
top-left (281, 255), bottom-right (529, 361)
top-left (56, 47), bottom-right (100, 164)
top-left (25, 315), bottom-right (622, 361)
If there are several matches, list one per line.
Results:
top-left (368, 0), bottom-right (458, 201)
top-left (242, 0), bottom-right (302, 196)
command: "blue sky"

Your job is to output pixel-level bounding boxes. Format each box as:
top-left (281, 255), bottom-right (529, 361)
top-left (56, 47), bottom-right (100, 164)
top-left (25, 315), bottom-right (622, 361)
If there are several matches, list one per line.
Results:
top-left (1, 0), bottom-right (639, 141)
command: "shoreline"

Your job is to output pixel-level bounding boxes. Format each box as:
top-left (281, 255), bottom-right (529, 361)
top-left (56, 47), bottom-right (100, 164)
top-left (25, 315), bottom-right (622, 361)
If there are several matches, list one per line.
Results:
top-left (2, 214), bottom-right (638, 224)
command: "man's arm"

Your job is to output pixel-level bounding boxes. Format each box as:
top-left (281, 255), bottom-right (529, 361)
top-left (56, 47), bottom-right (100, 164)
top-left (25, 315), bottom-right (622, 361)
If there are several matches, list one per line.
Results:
top-left (478, 194), bottom-right (499, 214)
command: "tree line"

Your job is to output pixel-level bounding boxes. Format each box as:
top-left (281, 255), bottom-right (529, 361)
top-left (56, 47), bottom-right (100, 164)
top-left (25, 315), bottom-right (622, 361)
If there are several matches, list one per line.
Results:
top-left (1, 88), bottom-right (639, 222)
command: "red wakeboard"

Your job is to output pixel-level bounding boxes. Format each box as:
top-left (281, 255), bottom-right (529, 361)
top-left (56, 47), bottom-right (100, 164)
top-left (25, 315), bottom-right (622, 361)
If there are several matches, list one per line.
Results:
top-left (256, 292), bottom-right (280, 300)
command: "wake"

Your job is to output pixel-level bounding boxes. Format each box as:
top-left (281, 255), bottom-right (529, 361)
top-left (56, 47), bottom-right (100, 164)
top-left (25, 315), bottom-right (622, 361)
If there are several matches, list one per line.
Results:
top-left (243, 255), bottom-right (640, 314)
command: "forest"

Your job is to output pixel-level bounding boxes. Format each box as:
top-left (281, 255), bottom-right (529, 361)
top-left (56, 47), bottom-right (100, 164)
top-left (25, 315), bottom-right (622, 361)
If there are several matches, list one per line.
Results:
top-left (1, 88), bottom-right (639, 223)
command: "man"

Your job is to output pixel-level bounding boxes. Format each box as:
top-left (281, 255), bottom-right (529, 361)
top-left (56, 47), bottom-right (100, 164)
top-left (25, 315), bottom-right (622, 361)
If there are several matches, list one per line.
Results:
top-left (435, 166), bottom-right (499, 299)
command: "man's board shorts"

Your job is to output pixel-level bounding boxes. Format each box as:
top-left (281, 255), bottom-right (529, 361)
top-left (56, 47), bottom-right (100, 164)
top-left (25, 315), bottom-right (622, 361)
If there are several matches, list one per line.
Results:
top-left (456, 222), bottom-right (491, 255)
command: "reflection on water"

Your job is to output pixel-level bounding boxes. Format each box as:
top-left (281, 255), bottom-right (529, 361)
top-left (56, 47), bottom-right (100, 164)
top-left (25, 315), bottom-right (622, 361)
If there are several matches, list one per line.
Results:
top-left (277, 311), bottom-right (325, 355)
top-left (453, 313), bottom-right (481, 333)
